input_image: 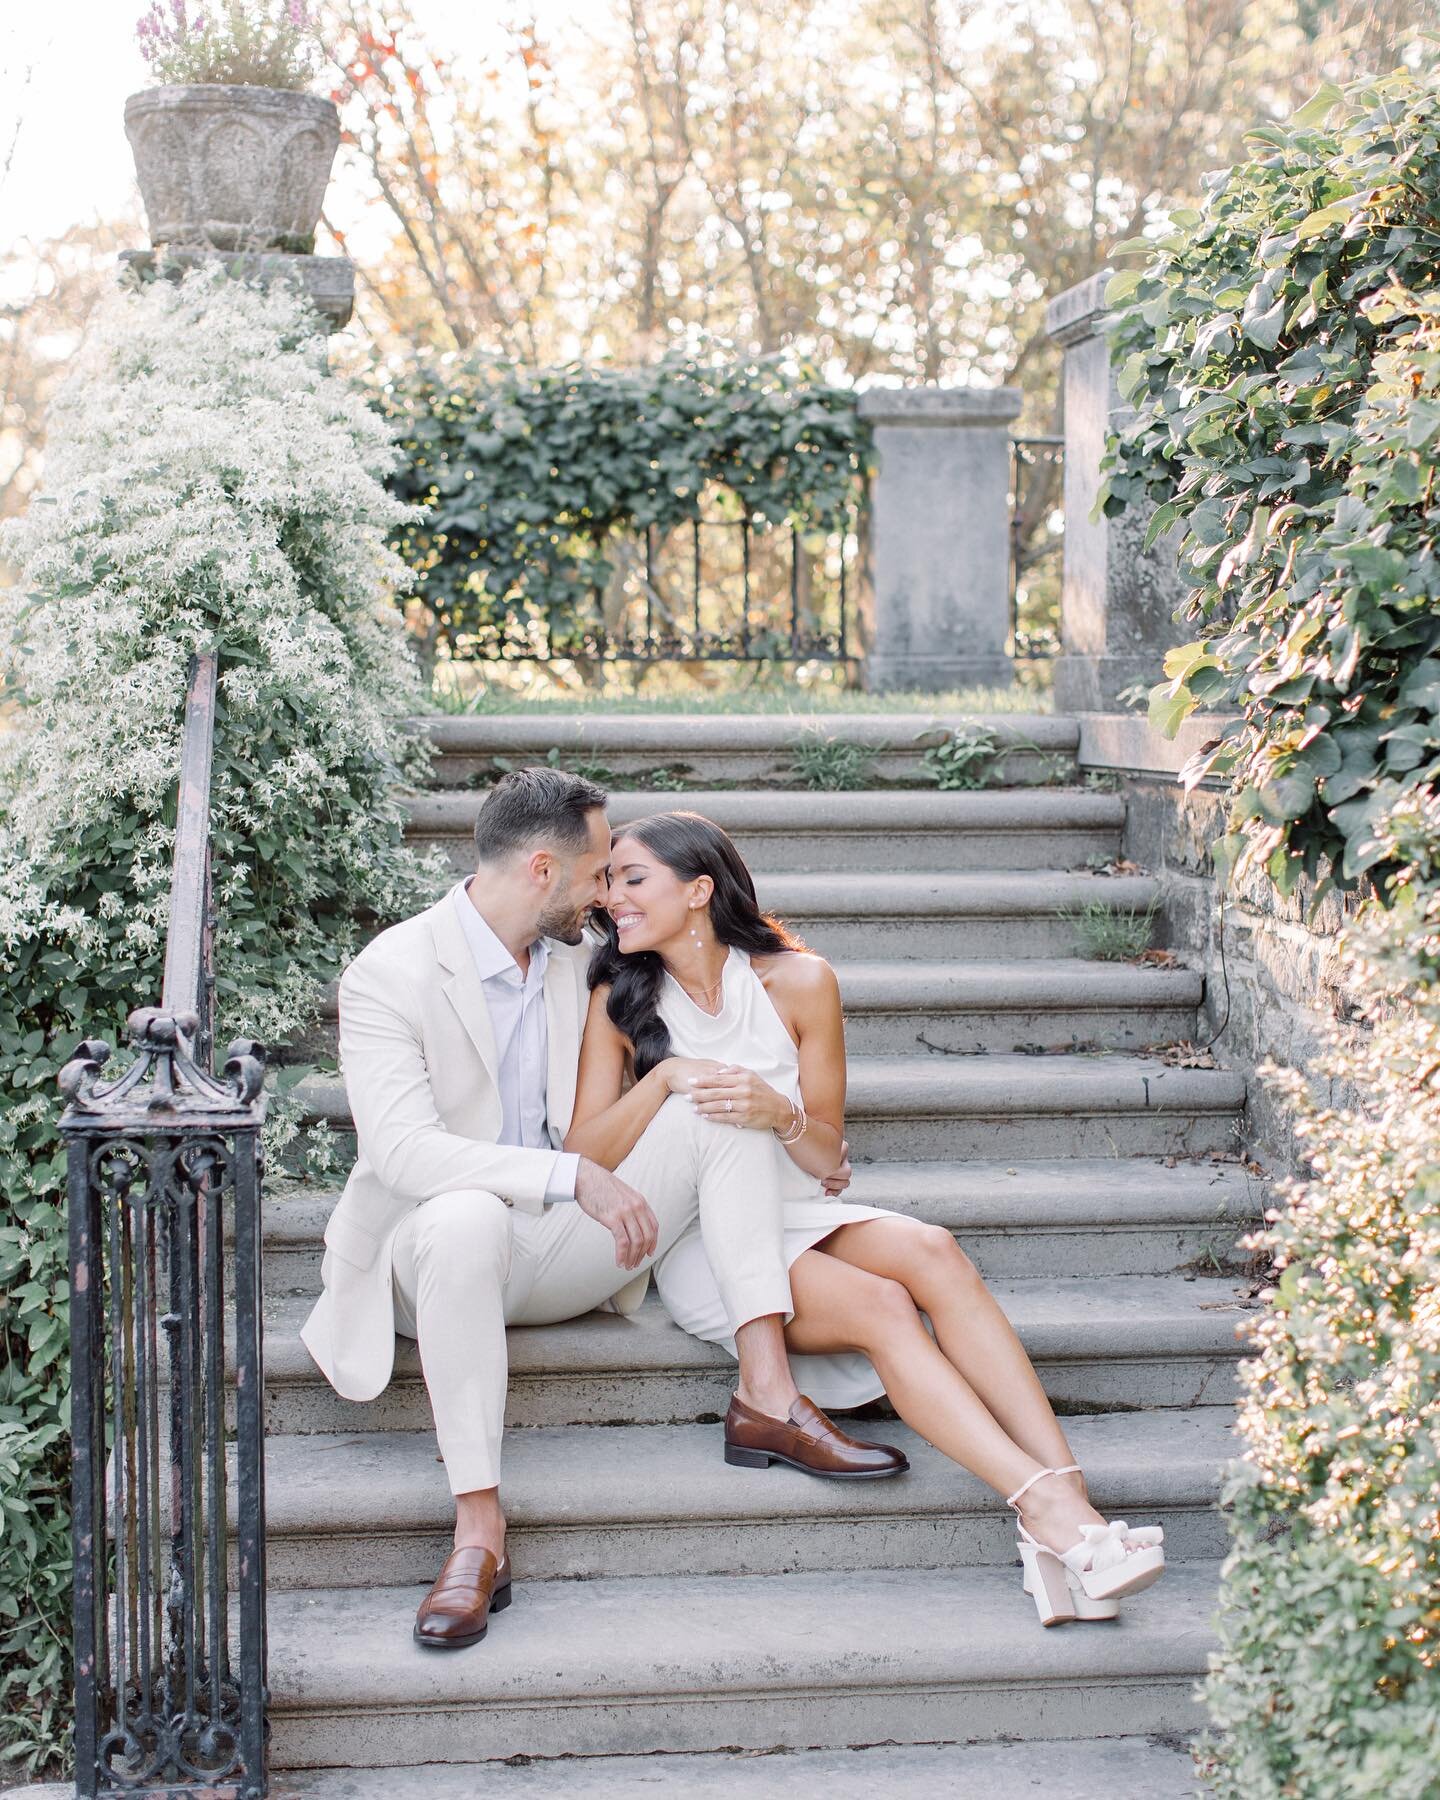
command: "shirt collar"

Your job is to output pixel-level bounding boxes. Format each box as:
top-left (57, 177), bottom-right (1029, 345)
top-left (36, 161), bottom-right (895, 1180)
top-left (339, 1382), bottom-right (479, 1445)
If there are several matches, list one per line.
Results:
top-left (452, 880), bottom-right (548, 986)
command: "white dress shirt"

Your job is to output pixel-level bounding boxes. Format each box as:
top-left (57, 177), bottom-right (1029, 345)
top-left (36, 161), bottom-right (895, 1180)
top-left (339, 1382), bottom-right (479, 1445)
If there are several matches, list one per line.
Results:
top-left (453, 882), bottom-right (580, 1203)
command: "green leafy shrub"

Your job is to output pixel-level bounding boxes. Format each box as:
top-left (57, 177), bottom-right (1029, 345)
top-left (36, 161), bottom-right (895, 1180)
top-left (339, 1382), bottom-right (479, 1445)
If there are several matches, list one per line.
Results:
top-left (378, 357), bottom-right (872, 668)
top-left (919, 723), bottom-right (1058, 790)
top-left (1200, 790), bottom-right (1440, 1798)
top-left (1101, 66), bottom-right (1440, 902)
top-left (920, 723), bottom-right (1004, 789)
top-left (0, 266), bottom-right (436, 1775)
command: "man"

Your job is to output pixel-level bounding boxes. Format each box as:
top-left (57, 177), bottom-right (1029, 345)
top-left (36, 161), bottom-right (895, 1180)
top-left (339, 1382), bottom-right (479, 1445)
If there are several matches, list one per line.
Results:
top-left (301, 767), bottom-right (903, 1650)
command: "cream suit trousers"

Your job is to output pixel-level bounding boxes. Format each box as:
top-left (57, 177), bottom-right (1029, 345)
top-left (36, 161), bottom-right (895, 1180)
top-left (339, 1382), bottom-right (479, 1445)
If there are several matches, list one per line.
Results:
top-left (390, 1094), bottom-right (795, 1494)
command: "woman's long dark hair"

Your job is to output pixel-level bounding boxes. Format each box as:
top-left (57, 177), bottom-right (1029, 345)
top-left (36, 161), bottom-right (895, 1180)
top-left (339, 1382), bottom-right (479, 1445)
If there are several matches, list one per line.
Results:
top-left (588, 811), bottom-right (803, 1078)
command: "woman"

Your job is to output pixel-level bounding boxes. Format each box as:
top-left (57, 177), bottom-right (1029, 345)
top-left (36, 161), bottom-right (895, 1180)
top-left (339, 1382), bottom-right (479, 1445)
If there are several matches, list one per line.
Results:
top-left (565, 811), bottom-right (1165, 1626)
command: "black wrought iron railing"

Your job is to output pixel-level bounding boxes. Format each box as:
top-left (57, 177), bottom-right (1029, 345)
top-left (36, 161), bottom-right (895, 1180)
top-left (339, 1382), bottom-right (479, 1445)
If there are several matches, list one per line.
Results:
top-left (1010, 436), bottom-right (1064, 659)
top-left (60, 651), bottom-right (270, 1800)
top-left (442, 508), bottom-right (859, 665)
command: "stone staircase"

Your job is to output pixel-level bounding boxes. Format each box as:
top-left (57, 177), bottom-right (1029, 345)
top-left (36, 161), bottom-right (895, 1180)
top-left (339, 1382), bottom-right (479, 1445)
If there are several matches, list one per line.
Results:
top-left (257, 711), bottom-right (1262, 1793)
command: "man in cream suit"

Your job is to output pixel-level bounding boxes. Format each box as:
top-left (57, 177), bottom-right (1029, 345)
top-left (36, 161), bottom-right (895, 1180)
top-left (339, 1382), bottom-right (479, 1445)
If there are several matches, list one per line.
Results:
top-left (303, 767), bottom-right (883, 1648)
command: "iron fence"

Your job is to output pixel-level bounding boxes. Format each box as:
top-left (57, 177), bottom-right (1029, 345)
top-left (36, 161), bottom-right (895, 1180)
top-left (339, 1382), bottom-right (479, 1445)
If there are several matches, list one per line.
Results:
top-left (60, 652), bottom-right (271, 1800)
top-left (438, 509), bottom-right (859, 665)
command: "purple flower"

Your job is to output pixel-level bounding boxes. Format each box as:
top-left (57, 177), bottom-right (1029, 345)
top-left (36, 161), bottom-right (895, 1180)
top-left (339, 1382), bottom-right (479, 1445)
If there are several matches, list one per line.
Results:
top-left (288, 0), bottom-right (308, 23)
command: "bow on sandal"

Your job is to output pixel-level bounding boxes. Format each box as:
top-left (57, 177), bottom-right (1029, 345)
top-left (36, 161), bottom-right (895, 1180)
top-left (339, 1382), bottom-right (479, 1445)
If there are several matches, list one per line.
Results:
top-left (1007, 1465), bottom-right (1167, 1627)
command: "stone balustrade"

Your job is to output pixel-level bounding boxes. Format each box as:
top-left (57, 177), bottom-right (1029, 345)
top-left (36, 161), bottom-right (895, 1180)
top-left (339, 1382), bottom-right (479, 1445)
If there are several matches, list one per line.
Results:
top-left (859, 386), bottom-right (1021, 692)
top-left (1044, 271), bottom-right (1187, 713)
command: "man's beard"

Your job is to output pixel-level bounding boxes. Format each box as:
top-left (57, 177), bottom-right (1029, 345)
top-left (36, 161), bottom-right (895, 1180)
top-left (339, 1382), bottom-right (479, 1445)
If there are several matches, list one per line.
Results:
top-left (537, 896), bottom-right (590, 945)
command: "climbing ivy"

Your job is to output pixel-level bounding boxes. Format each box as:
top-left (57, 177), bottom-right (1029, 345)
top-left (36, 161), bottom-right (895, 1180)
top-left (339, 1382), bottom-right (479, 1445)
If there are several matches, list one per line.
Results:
top-left (378, 356), bottom-right (872, 666)
top-left (1100, 66), bottom-right (1440, 902)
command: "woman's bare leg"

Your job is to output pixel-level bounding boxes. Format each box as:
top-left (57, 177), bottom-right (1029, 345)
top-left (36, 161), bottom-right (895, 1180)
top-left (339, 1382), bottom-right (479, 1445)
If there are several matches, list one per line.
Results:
top-left (822, 1217), bottom-right (1075, 1462)
top-left (784, 1242), bottom-right (1108, 1554)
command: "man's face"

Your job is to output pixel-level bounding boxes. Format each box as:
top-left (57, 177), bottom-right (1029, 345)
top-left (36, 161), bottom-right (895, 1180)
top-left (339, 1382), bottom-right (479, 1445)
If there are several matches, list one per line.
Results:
top-left (536, 807), bottom-right (612, 944)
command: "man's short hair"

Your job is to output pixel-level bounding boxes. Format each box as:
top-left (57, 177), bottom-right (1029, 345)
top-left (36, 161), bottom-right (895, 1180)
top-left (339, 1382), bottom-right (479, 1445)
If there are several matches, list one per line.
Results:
top-left (473, 766), bottom-right (609, 864)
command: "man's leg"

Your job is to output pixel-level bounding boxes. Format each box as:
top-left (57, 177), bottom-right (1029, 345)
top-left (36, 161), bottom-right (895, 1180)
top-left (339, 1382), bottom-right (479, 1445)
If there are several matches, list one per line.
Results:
top-left (660, 1104), bottom-right (800, 1416)
top-left (506, 1092), bottom-right (795, 1335)
top-left (516, 1098), bottom-right (800, 1412)
top-left (391, 1189), bottom-right (514, 1556)
top-left (644, 1105), bottom-right (909, 1479)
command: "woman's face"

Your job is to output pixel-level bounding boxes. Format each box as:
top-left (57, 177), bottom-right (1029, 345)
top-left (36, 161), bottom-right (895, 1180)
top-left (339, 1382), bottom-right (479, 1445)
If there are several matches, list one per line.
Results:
top-left (606, 834), bottom-right (707, 955)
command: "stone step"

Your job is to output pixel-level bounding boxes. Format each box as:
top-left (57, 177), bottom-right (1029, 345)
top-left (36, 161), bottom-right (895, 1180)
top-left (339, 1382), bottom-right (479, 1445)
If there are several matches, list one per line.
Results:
top-left (418, 711), bottom-right (1078, 789)
top-left (295, 1053), bottom-right (1244, 1163)
top-left (263, 1559), bottom-right (1219, 1768)
top-left (260, 1276), bottom-right (1255, 1435)
top-left (764, 871), bottom-right (1159, 959)
top-left (383, 866), bottom-right (1163, 960)
top-left (271, 1735), bottom-right (1201, 1799)
top-left (839, 957), bottom-right (1200, 1053)
top-left (253, 1408), bottom-right (1233, 1591)
top-left (285, 956), bottom-right (1202, 1068)
top-left (258, 1157), bottom-right (1259, 1296)
top-left (408, 787), bottom-right (1124, 875)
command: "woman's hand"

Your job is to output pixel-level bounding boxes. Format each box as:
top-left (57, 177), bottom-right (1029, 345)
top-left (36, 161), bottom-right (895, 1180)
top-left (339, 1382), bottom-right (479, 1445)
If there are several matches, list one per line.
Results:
top-left (657, 1056), bottom-right (727, 1095)
top-left (820, 1140), bottom-right (852, 1196)
top-left (687, 1063), bottom-right (790, 1131)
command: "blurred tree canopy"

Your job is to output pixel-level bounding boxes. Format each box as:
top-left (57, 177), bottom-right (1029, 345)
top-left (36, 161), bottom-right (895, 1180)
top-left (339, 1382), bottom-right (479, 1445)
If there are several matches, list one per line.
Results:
top-left (0, 0), bottom-right (1429, 530)
top-left (321, 0), bottom-right (1430, 422)
top-left (0, 220), bottom-right (133, 525)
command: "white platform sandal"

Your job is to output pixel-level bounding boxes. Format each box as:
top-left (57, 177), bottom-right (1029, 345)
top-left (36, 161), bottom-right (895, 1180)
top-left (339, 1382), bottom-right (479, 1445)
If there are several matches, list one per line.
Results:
top-left (1007, 1465), bottom-right (1166, 1627)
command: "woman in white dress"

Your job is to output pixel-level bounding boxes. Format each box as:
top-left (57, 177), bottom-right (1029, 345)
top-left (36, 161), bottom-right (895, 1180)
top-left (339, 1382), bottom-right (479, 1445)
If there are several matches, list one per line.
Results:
top-left (565, 811), bottom-right (1166, 1626)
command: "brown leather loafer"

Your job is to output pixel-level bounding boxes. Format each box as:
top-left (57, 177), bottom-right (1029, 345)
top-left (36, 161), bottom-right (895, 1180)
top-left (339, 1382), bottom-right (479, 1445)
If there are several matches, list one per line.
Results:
top-left (413, 1546), bottom-right (513, 1649)
top-left (723, 1392), bottom-right (909, 1479)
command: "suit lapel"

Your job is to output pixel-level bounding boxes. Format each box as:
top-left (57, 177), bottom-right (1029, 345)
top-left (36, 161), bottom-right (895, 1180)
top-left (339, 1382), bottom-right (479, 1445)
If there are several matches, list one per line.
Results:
top-left (543, 945), bottom-right (582, 1143)
top-left (430, 894), bottom-right (502, 1094)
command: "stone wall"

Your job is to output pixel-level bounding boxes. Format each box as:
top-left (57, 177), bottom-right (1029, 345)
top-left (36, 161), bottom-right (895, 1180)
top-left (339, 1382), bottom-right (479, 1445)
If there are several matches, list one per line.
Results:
top-left (1045, 271), bottom-right (1365, 1171)
top-left (1077, 716), bottom-right (1362, 1170)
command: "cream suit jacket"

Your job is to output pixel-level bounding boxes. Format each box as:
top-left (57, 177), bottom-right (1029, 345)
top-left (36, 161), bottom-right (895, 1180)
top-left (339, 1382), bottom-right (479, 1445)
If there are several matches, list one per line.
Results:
top-left (300, 891), bottom-right (602, 1403)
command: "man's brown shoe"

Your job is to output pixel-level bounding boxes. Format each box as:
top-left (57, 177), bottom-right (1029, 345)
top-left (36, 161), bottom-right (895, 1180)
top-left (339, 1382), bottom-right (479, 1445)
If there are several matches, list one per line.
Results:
top-left (723, 1392), bottom-right (909, 1479)
top-left (413, 1546), bottom-right (513, 1649)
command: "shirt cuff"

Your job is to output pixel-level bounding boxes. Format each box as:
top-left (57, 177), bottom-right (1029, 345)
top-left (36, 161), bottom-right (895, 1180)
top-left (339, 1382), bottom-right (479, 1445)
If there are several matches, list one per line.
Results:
top-left (543, 1150), bottom-right (580, 1204)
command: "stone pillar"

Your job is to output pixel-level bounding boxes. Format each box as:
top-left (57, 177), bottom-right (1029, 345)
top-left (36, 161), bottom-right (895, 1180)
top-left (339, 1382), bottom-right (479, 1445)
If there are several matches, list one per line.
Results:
top-left (119, 250), bottom-right (354, 333)
top-left (858, 386), bottom-right (1021, 691)
top-left (1045, 272), bottom-right (1187, 712)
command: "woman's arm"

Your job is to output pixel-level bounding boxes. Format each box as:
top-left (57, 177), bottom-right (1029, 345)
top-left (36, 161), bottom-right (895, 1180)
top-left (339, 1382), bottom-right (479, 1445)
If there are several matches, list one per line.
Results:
top-left (564, 987), bottom-right (723, 1171)
top-left (687, 953), bottom-right (846, 1180)
top-left (783, 955), bottom-right (847, 1178)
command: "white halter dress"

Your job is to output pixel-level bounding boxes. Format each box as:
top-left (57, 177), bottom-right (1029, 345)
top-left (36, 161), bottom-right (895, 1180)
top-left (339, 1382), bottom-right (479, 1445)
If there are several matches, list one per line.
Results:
top-left (650, 946), bottom-right (897, 1408)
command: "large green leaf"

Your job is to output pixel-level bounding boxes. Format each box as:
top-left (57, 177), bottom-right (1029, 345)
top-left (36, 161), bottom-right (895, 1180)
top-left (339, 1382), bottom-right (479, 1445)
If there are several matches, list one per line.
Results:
top-left (1100, 62), bottom-right (1440, 910)
top-left (1149, 681), bottom-right (1197, 738)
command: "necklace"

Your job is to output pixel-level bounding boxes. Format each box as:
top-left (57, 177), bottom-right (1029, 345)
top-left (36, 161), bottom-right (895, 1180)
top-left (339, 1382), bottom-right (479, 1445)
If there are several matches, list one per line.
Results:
top-left (672, 959), bottom-right (726, 1016)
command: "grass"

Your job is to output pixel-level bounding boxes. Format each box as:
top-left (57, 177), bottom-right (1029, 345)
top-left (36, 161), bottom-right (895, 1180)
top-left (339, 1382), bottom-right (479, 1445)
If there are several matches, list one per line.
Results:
top-left (788, 731), bottom-right (874, 790)
top-left (1062, 898), bottom-right (1160, 961)
top-left (424, 680), bottom-right (1052, 717)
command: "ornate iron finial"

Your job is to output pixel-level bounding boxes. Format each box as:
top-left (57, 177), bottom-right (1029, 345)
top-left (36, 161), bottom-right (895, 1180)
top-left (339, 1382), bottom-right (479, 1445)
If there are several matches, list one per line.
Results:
top-left (58, 1009), bottom-right (267, 1123)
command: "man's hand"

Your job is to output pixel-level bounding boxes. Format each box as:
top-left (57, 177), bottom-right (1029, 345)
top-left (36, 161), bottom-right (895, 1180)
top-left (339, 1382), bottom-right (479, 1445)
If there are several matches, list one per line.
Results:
top-left (575, 1158), bottom-right (660, 1270)
top-left (821, 1140), bottom-right (852, 1197)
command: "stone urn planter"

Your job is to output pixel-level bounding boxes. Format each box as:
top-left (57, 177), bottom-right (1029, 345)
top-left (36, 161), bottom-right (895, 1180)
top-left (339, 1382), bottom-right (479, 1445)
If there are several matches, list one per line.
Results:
top-left (124, 85), bottom-right (340, 255)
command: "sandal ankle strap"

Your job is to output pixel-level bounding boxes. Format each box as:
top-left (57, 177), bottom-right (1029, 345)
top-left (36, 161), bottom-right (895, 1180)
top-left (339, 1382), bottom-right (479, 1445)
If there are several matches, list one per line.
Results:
top-left (1005, 1463), bottom-right (1083, 1511)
